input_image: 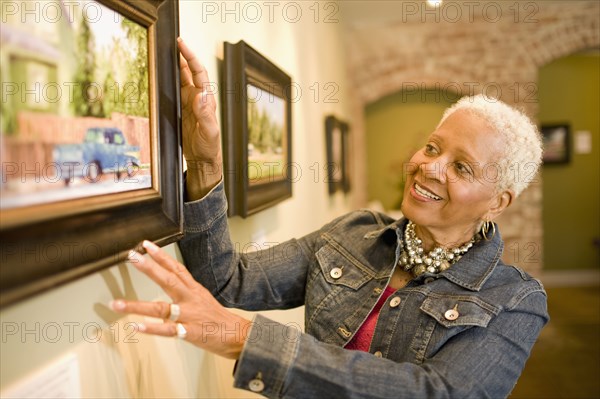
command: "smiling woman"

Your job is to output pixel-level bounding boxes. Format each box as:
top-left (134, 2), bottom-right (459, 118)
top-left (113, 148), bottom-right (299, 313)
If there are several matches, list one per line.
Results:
top-left (112, 47), bottom-right (548, 398)
top-left (397, 96), bottom-right (541, 279)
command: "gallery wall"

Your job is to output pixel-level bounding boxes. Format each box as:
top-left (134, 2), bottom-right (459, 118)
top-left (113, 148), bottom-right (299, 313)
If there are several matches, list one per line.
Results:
top-left (0, 1), bottom-right (354, 397)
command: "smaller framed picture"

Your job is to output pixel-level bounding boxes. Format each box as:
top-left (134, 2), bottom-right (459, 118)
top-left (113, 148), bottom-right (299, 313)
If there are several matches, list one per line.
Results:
top-left (541, 124), bottom-right (570, 164)
top-left (222, 41), bottom-right (293, 218)
top-left (325, 115), bottom-right (350, 194)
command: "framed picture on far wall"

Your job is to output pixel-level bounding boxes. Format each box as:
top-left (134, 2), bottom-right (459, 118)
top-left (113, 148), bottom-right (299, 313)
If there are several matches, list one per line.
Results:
top-left (541, 124), bottom-right (570, 164)
top-left (0, 0), bottom-right (182, 306)
top-left (222, 40), bottom-right (293, 218)
top-left (325, 115), bottom-right (350, 195)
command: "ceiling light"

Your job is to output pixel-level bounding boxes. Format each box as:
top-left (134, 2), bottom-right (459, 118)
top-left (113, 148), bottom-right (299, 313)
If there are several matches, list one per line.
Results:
top-left (426, 0), bottom-right (443, 7)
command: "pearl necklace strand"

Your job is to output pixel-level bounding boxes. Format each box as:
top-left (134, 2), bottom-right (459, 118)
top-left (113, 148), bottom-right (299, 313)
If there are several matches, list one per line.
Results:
top-left (398, 221), bottom-right (479, 277)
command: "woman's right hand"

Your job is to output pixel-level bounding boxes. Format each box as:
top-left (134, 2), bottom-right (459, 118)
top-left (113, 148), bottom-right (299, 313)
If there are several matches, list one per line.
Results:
top-left (178, 38), bottom-right (222, 200)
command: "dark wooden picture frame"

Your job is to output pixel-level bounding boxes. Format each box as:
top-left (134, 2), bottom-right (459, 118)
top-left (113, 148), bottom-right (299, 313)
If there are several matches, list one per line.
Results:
top-left (222, 40), bottom-right (293, 218)
top-left (325, 115), bottom-right (350, 194)
top-left (541, 124), bottom-right (571, 164)
top-left (0, 0), bottom-right (182, 307)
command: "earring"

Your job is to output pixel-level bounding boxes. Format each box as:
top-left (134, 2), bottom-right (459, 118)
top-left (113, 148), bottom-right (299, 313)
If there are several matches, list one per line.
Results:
top-left (482, 220), bottom-right (496, 241)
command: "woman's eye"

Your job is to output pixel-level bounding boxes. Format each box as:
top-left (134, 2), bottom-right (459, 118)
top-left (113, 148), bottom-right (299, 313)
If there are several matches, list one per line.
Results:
top-left (455, 162), bottom-right (472, 175)
top-left (424, 144), bottom-right (437, 155)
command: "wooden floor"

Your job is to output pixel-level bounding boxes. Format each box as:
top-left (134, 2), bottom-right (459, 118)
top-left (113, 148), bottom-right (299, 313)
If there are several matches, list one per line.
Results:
top-left (510, 285), bottom-right (600, 399)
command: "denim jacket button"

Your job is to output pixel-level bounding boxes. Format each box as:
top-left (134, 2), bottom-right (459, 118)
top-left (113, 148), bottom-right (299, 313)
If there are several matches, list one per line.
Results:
top-left (389, 297), bottom-right (401, 307)
top-left (374, 351), bottom-right (383, 357)
top-left (248, 378), bottom-right (265, 392)
top-left (444, 308), bottom-right (460, 321)
top-left (330, 267), bottom-right (343, 279)
top-left (424, 277), bottom-right (435, 284)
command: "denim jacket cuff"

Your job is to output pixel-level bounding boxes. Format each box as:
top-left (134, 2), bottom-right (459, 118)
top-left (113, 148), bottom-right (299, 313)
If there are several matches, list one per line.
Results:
top-left (233, 314), bottom-right (300, 397)
top-left (183, 178), bottom-right (227, 234)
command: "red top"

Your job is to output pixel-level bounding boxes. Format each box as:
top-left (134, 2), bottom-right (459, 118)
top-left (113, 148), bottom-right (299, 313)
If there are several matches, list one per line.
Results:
top-left (344, 285), bottom-right (397, 352)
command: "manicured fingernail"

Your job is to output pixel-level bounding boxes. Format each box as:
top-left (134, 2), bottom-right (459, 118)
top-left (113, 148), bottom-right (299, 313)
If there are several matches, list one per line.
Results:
top-left (142, 240), bottom-right (159, 254)
top-left (136, 323), bottom-right (147, 332)
top-left (109, 300), bottom-right (125, 311)
top-left (128, 250), bottom-right (145, 265)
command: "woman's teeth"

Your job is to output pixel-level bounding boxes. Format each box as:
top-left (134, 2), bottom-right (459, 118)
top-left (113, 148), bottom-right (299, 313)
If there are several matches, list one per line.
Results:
top-left (415, 183), bottom-right (442, 200)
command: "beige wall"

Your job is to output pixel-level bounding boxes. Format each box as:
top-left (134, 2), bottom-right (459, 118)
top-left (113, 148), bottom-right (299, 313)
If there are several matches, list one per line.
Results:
top-left (0, 1), bottom-right (355, 397)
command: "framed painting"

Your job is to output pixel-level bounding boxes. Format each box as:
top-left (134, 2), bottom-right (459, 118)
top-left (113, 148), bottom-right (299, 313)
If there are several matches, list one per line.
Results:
top-left (222, 40), bottom-right (293, 217)
top-left (0, 0), bottom-right (182, 306)
top-left (541, 124), bottom-right (570, 164)
top-left (325, 115), bottom-right (350, 194)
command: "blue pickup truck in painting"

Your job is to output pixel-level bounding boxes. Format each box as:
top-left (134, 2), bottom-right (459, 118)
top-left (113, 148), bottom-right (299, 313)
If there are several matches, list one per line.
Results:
top-left (53, 127), bottom-right (140, 185)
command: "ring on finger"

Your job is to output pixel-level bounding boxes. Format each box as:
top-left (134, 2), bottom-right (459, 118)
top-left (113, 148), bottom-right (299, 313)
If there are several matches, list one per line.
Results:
top-left (168, 303), bottom-right (181, 322)
top-left (176, 323), bottom-right (187, 339)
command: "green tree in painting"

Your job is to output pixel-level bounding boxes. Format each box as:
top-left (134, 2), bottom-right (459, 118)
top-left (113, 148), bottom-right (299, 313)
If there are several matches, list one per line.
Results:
top-left (119, 19), bottom-right (148, 118)
top-left (72, 16), bottom-right (104, 117)
top-left (248, 100), bottom-right (261, 150)
top-left (269, 120), bottom-right (282, 150)
top-left (258, 112), bottom-right (271, 151)
top-left (247, 99), bottom-right (283, 153)
top-left (102, 71), bottom-right (117, 117)
top-left (72, 17), bottom-right (148, 119)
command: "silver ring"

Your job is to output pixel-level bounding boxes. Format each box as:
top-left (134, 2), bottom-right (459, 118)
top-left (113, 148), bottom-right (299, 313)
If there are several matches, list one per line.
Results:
top-left (176, 323), bottom-right (187, 339)
top-left (169, 303), bottom-right (181, 321)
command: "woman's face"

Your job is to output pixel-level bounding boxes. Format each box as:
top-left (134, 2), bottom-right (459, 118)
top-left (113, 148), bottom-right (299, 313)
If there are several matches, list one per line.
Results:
top-left (400, 109), bottom-right (509, 245)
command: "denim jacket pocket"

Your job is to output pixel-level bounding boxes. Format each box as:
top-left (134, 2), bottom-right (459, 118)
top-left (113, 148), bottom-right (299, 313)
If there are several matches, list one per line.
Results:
top-left (315, 244), bottom-right (372, 290)
top-left (306, 244), bottom-right (373, 337)
top-left (413, 294), bottom-right (501, 362)
top-left (420, 295), bottom-right (499, 328)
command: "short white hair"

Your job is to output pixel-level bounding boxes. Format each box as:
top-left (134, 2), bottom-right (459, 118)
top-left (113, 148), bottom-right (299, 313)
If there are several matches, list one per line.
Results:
top-left (437, 95), bottom-right (542, 197)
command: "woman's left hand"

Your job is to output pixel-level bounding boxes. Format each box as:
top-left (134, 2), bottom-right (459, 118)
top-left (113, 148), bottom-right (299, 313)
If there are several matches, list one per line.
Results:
top-left (110, 240), bottom-right (252, 360)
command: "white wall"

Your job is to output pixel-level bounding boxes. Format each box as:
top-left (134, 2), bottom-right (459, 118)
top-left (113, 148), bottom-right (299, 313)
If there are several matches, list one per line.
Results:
top-left (0, 1), bottom-right (354, 397)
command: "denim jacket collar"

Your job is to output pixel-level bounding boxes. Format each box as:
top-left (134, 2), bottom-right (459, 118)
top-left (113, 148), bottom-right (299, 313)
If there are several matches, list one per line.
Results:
top-left (364, 217), bottom-right (504, 292)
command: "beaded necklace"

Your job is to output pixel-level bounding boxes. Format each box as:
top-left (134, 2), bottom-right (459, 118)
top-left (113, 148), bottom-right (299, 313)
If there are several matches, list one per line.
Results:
top-left (398, 221), bottom-right (479, 277)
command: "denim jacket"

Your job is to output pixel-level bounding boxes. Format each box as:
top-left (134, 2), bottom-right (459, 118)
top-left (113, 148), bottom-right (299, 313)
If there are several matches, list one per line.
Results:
top-left (179, 181), bottom-right (549, 399)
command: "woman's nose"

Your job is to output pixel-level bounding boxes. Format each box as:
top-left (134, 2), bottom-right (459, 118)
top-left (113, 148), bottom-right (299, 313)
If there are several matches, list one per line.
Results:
top-left (419, 160), bottom-right (447, 184)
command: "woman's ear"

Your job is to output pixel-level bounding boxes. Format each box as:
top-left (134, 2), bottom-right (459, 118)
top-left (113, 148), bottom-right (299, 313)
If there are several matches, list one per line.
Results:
top-left (486, 190), bottom-right (514, 220)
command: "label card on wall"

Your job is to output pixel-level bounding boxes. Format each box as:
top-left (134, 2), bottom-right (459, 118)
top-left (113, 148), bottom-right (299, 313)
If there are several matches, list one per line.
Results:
top-left (575, 131), bottom-right (592, 154)
top-left (1, 353), bottom-right (80, 398)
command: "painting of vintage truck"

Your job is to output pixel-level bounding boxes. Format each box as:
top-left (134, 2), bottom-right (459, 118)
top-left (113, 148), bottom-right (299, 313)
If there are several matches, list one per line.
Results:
top-left (53, 127), bottom-right (141, 185)
top-left (0, 0), bottom-right (152, 209)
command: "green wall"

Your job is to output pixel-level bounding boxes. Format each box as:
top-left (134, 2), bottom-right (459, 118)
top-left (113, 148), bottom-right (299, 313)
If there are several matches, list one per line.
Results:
top-left (365, 90), bottom-right (459, 210)
top-left (538, 52), bottom-right (600, 270)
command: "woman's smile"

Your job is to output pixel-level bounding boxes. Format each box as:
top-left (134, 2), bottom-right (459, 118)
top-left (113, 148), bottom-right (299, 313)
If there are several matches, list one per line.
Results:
top-left (410, 181), bottom-right (443, 202)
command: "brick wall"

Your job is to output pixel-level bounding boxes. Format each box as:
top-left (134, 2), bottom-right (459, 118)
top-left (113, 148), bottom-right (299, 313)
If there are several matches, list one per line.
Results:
top-left (342, 0), bottom-right (600, 272)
